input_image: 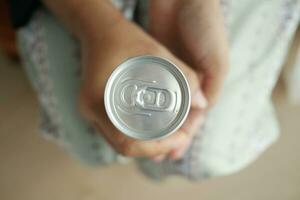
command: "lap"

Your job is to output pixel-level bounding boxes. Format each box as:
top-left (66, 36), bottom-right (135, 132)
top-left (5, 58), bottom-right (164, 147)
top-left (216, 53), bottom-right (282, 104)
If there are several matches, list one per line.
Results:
top-left (17, 0), bottom-right (300, 179)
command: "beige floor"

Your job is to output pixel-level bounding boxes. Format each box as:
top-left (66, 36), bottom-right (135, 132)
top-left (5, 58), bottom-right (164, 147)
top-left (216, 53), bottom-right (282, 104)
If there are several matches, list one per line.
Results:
top-left (0, 50), bottom-right (300, 200)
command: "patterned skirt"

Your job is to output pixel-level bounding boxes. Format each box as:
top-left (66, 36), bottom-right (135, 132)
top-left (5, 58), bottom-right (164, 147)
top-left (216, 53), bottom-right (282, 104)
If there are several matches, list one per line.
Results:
top-left (17, 0), bottom-right (300, 180)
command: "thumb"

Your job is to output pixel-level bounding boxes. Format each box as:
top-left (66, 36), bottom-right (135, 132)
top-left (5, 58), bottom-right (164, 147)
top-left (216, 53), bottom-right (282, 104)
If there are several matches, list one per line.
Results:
top-left (200, 63), bottom-right (227, 107)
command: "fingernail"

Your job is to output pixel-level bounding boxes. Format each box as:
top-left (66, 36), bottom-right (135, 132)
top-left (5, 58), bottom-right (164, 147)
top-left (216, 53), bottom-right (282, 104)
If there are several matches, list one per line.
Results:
top-left (152, 155), bottom-right (166, 163)
top-left (194, 90), bottom-right (207, 109)
top-left (172, 134), bottom-right (188, 148)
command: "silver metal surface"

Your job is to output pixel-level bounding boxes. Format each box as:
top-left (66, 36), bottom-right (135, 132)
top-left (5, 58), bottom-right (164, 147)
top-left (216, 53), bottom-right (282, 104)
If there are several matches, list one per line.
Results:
top-left (104, 55), bottom-right (191, 140)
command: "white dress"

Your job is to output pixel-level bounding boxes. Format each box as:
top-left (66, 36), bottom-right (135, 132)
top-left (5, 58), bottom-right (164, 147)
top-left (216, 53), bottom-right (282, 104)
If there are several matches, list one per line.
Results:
top-left (17, 0), bottom-right (300, 180)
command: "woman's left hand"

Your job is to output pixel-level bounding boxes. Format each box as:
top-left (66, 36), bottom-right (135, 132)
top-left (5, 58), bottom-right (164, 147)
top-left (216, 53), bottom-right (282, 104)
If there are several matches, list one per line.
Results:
top-left (149, 0), bottom-right (229, 161)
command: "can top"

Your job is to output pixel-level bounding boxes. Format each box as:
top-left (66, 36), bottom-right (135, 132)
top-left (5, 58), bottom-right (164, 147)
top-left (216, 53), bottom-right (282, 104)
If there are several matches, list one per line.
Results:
top-left (104, 55), bottom-right (191, 140)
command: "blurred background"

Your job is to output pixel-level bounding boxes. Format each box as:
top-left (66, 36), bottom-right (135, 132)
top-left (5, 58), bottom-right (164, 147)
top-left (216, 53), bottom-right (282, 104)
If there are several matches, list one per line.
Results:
top-left (1, 0), bottom-right (300, 200)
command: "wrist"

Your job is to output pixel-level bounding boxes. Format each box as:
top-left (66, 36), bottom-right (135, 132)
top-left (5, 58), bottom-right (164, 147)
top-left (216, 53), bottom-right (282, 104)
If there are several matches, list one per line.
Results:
top-left (42, 0), bottom-right (123, 44)
top-left (74, 1), bottom-right (123, 43)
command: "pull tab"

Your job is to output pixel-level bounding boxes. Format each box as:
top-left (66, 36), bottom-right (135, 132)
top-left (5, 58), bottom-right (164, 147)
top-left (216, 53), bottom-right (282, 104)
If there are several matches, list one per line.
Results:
top-left (119, 79), bottom-right (176, 114)
top-left (136, 87), bottom-right (173, 111)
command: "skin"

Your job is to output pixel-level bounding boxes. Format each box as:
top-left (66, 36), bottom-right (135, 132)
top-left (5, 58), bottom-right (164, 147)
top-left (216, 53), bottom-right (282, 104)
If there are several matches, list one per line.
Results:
top-left (42, 0), bottom-right (228, 161)
top-left (150, 0), bottom-right (229, 160)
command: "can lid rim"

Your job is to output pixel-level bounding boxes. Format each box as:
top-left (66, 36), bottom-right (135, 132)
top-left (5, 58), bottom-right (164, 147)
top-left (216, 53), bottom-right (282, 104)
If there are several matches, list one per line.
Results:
top-left (104, 55), bottom-right (191, 141)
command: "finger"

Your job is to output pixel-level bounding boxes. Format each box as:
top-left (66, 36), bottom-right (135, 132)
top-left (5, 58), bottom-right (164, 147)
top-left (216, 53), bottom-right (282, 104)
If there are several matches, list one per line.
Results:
top-left (167, 56), bottom-right (207, 110)
top-left (202, 66), bottom-right (227, 107)
top-left (177, 12), bottom-right (228, 107)
top-left (189, 40), bottom-right (229, 107)
top-left (191, 89), bottom-right (207, 109)
top-left (170, 136), bottom-right (193, 160)
top-left (150, 47), bottom-right (208, 110)
top-left (132, 130), bottom-right (189, 157)
top-left (169, 108), bottom-right (205, 160)
top-left (181, 108), bottom-right (205, 137)
top-left (170, 110), bottom-right (206, 160)
top-left (95, 104), bottom-right (191, 158)
top-left (190, 73), bottom-right (207, 109)
top-left (88, 82), bottom-right (198, 158)
top-left (91, 119), bottom-right (127, 154)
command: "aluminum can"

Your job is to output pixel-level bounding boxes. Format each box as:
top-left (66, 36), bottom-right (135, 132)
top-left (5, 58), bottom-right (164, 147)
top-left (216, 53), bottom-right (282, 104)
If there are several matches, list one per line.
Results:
top-left (104, 55), bottom-right (190, 140)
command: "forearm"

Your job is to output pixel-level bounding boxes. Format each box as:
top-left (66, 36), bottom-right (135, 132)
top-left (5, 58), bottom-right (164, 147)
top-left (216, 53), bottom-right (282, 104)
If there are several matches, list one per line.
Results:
top-left (41, 0), bottom-right (123, 41)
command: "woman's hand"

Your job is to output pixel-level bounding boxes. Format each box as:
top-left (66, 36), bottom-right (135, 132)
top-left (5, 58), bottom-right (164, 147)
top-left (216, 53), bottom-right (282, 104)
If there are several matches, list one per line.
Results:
top-left (150, 0), bottom-right (229, 106)
top-left (149, 0), bottom-right (229, 159)
top-left (78, 15), bottom-right (207, 159)
top-left (41, 0), bottom-right (212, 161)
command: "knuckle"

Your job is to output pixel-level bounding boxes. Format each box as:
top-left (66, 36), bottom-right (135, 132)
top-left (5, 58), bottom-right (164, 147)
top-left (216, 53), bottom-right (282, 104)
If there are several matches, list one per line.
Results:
top-left (184, 68), bottom-right (199, 92)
